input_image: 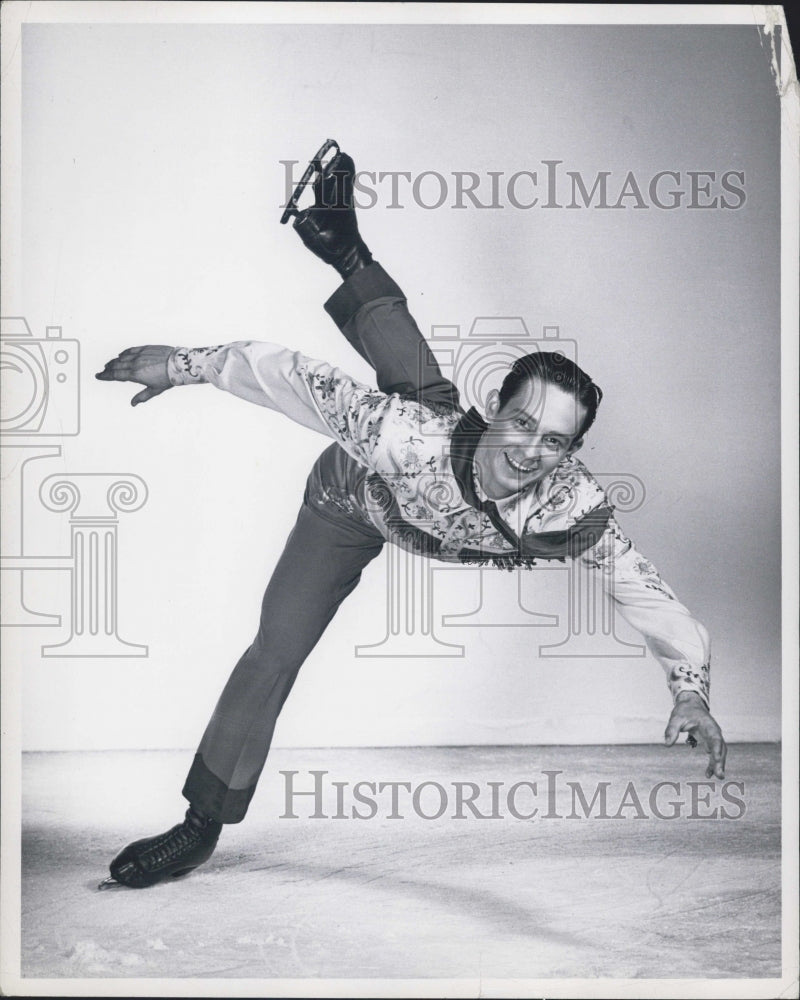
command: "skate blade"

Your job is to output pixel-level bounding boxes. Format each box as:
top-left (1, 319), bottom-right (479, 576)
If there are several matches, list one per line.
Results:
top-left (97, 875), bottom-right (125, 890)
top-left (279, 138), bottom-right (339, 224)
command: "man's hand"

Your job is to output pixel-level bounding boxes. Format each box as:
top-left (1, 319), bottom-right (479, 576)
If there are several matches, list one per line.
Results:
top-left (95, 346), bottom-right (174, 406)
top-left (665, 691), bottom-right (727, 779)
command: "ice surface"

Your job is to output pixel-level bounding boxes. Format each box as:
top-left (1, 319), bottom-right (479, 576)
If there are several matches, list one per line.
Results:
top-left (19, 745), bottom-right (781, 983)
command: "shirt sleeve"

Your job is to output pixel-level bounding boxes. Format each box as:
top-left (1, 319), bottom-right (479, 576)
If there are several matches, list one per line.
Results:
top-left (577, 516), bottom-right (711, 706)
top-left (167, 341), bottom-right (399, 471)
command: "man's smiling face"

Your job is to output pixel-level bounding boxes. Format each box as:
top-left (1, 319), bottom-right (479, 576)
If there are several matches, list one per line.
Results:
top-left (472, 375), bottom-right (587, 500)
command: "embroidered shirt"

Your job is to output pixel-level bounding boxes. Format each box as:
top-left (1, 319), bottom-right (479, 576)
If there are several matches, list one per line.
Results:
top-left (168, 341), bottom-right (711, 706)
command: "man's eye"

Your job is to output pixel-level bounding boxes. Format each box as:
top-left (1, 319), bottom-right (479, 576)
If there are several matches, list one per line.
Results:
top-left (516, 418), bottom-right (529, 429)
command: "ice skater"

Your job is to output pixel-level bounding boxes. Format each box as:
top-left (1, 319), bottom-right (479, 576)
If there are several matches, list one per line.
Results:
top-left (96, 141), bottom-right (727, 889)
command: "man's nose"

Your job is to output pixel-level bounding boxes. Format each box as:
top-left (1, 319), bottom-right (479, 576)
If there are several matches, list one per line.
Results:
top-left (521, 435), bottom-right (545, 455)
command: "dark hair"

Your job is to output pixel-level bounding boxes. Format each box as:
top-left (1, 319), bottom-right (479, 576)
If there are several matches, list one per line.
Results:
top-left (497, 351), bottom-right (603, 440)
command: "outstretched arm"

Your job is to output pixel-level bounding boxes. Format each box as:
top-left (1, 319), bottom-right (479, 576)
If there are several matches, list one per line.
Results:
top-left (96, 340), bottom-right (416, 471)
top-left (579, 517), bottom-right (727, 779)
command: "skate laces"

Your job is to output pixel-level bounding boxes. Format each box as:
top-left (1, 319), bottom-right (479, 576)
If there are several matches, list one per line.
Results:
top-left (139, 815), bottom-right (220, 870)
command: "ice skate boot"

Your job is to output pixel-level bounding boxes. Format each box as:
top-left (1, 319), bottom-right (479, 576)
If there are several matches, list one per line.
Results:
top-left (280, 137), bottom-right (373, 279)
top-left (98, 806), bottom-right (222, 889)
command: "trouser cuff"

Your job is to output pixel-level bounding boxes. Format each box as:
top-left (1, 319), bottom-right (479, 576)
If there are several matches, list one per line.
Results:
top-left (324, 262), bottom-right (405, 330)
top-left (182, 753), bottom-right (255, 824)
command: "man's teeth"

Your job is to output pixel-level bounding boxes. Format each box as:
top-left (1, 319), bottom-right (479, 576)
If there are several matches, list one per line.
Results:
top-left (506, 454), bottom-right (537, 473)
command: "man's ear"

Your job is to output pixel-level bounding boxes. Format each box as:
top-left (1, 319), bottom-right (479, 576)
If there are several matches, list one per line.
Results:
top-left (568, 436), bottom-right (584, 456)
top-left (484, 389), bottom-right (501, 420)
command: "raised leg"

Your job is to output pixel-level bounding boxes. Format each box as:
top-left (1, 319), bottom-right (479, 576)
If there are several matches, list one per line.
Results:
top-left (325, 263), bottom-right (460, 409)
top-left (286, 140), bottom-right (460, 409)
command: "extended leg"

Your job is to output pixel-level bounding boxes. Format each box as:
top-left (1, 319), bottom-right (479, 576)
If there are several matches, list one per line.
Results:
top-left (104, 501), bottom-right (383, 887)
top-left (182, 502), bottom-right (384, 823)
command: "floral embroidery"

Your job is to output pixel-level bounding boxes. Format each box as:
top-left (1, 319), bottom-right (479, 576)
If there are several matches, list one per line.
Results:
top-left (168, 346), bottom-right (226, 384)
top-left (633, 556), bottom-right (658, 576)
top-left (545, 485), bottom-right (573, 509)
top-left (669, 661), bottom-right (711, 704)
top-left (399, 438), bottom-right (424, 475)
top-left (458, 551), bottom-right (540, 571)
top-left (402, 501), bottom-right (433, 522)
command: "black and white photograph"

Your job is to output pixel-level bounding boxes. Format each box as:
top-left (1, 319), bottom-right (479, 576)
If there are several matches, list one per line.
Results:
top-left (1, 3), bottom-right (797, 997)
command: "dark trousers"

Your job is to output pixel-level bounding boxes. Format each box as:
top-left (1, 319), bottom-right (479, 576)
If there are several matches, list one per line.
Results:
top-left (183, 264), bottom-right (459, 822)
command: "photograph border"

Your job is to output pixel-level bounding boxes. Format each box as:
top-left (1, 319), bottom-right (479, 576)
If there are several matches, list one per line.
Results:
top-left (1, 3), bottom-right (797, 998)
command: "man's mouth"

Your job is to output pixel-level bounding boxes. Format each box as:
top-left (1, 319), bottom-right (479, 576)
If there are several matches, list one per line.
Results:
top-left (504, 452), bottom-right (539, 475)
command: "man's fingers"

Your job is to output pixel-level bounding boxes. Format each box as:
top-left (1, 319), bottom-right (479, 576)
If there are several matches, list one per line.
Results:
top-left (708, 735), bottom-right (727, 779)
top-left (666, 702), bottom-right (728, 779)
top-left (110, 348), bottom-right (139, 363)
top-left (97, 346), bottom-right (171, 379)
top-left (96, 364), bottom-right (136, 382)
top-left (664, 715), bottom-right (684, 746)
top-left (96, 357), bottom-right (120, 377)
top-left (97, 346), bottom-right (173, 405)
top-left (697, 719), bottom-right (727, 778)
top-left (96, 357), bottom-right (126, 378)
top-left (131, 386), bottom-right (165, 407)
top-left (97, 357), bottom-right (159, 381)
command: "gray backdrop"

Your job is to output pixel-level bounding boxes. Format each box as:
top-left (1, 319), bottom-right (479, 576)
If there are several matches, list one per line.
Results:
top-left (9, 21), bottom-right (781, 750)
